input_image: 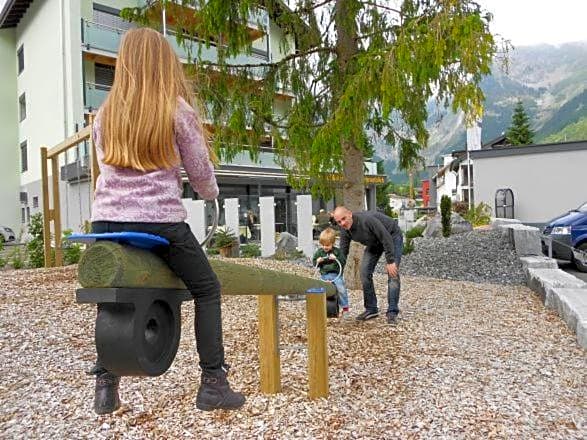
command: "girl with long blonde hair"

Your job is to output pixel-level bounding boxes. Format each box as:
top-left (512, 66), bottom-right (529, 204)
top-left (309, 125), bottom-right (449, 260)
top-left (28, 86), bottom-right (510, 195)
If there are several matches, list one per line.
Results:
top-left (89, 27), bottom-right (244, 414)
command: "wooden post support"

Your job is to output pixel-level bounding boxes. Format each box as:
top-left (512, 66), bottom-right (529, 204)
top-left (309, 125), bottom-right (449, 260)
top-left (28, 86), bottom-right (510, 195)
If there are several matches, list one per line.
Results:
top-left (306, 288), bottom-right (329, 399)
top-left (257, 295), bottom-right (281, 394)
top-left (40, 147), bottom-right (53, 267)
top-left (51, 156), bottom-right (63, 266)
top-left (89, 114), bottom-right (99, 194)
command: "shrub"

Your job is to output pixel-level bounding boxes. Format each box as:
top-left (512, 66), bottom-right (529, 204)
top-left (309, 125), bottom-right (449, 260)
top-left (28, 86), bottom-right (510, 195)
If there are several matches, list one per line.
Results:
top-left (27, 213), bottom-right (46, 268)
top-left (464, 202), bottom-right (492, 227)
top-left (206, 247), bottom-right (219, 256)
top-left (440, 195), bottom-right (452, 237)
top-left (212, 227), bottom-right (238, 249)
top-left (10, 247), bottom-right (25, 269)
top-left (240, 243), bottom-right (261, 258)
top-left (384, 205), bottom-right (398, 218)
top-left (0, 239), bottom-right (5, 268)
top-left (403, 225), bottom-right (425, 255)
top-left (452, 201), bottom-right (468, 216)
top-left (62, 229), bottom-right (82, 265)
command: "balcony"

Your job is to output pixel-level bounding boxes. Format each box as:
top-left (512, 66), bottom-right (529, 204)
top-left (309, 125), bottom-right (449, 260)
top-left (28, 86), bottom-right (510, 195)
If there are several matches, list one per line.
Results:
top-left (142, 1), bottom-right (268, 41)
top-left (84, 82), bottom-right (110, 110)
top-left (82, 19), bottom-right (269, 76)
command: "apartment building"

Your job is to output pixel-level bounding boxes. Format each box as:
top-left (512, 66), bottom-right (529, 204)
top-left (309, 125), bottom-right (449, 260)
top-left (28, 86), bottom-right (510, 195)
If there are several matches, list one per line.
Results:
top-left (0, 0), bottom-right (385, 237)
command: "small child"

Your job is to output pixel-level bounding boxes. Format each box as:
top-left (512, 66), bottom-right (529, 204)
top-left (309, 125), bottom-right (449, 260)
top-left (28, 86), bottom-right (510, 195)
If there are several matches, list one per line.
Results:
top-left (312, 227), bottom-right (350, 317)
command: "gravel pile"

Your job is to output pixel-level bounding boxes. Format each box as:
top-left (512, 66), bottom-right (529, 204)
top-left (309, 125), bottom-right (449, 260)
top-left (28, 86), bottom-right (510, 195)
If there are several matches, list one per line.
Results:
top-left (1, 261), bottom-right (586, 439)
top-left (400, 229), bottom-right (527, 285)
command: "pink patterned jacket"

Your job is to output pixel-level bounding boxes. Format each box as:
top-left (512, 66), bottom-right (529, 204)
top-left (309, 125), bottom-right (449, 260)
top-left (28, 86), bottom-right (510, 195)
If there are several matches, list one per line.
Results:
top-left (91, 97), bottom-right (218, 223)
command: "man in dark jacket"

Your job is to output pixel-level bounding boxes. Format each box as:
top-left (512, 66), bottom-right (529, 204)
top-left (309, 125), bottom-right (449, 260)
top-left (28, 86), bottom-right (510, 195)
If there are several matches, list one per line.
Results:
top-left (332, 206), bottom-right (403, 324)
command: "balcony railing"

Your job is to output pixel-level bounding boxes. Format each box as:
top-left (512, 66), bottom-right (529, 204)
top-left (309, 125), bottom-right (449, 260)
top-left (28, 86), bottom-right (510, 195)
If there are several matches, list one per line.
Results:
top-left (84, 82), bottom-right (110, 110)
top-left (82, 20), bottom-right (269, 73)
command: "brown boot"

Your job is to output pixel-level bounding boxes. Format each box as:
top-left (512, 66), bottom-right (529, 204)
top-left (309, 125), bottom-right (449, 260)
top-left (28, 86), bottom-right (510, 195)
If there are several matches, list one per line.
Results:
top-left (94, 372), bottom-right (121, 415)
top-left (196, 371), bottom-right (245, 411)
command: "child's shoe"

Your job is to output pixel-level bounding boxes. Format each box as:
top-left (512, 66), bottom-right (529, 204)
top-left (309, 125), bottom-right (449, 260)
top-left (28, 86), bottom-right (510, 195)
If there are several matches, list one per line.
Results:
top-left (340, 307), bottom-right (351, 320)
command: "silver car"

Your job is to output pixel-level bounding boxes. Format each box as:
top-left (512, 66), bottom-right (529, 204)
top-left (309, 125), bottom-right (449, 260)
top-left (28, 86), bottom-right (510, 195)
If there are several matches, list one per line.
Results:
top-left (0, 226), bottom-right (16, 244)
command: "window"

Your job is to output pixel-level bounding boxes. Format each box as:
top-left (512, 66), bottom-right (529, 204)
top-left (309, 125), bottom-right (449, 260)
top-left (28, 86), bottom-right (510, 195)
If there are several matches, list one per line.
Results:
top-left (94, 63), bottom-right (115, 88)
top-left (20, 141), bottom-right (28, 172)
top-left (19, 93), bottom-right (26, 121)
top-left (26, 207), bottom-right (30, 224)
top-left (93, 5), bottom-right (135, 31)
top-left (33, 196), bottom-right (38, 208)
top-left (21, 207), bottom-right (25, 223)
top-left (17, 45), bottom-right (24, 74)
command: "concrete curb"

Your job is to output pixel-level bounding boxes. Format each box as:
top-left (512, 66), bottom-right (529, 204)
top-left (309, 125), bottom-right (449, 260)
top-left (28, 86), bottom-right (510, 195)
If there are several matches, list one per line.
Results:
top-left (498, 226), bottom-right (587, 350)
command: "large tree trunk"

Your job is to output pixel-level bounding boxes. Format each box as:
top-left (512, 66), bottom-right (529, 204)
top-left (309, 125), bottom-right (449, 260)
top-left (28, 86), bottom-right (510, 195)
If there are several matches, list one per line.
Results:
top-left (335, 0), bottom-right (364, 289)
top-left (78, 241), bottom-right (337, 297)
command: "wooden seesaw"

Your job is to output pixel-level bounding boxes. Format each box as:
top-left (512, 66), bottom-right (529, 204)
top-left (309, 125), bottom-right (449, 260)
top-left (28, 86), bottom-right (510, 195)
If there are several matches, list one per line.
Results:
top-left (70, 204), bottom-right (337, 399)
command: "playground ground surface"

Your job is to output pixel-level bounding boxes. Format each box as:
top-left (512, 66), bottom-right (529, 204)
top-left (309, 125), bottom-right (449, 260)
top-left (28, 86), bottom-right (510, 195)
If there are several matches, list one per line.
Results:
top-left (0, 259), bottom-right (585, 439)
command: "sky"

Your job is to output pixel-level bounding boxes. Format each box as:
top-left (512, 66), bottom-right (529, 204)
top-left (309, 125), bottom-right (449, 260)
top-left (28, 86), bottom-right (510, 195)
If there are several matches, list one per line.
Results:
top-left (476, 0), bottom-right (587, 46)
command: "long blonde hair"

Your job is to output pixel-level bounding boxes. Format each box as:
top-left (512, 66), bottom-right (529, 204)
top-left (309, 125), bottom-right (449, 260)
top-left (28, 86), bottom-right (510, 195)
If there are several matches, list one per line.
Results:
top-left (101, 27), bottom-right (216, 171)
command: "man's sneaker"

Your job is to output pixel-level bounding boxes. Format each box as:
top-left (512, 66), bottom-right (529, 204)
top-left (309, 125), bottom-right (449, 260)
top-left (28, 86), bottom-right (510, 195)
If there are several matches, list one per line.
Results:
top-left (355, 310), bottom-right (379, 321)
top-left (386, 312), bottom-right (398, 325)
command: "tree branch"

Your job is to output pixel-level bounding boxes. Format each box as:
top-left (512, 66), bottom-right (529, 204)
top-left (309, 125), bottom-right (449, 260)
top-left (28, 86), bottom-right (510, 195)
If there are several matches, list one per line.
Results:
top-left (294, 0), bottom-right (337, 14)
top-left (358, 1), bottom-right (403, 15)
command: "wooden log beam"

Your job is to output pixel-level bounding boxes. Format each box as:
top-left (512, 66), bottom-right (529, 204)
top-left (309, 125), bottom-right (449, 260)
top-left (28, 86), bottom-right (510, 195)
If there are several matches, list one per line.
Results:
top-left (78, 241), bottom-right (337, 297)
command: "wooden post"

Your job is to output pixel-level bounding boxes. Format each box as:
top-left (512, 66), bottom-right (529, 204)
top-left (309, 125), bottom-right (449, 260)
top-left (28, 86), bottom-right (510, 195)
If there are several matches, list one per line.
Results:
top-left (40, 147), bottom-right (52, 267)
top-left (257, 295), bottom-right (281, 394)
top-left (51, 156), bottom-right (63, 266)
top-left (89, 114), bottom-right (99, 194)
top-left (306, 288), bottom-right (328, 399)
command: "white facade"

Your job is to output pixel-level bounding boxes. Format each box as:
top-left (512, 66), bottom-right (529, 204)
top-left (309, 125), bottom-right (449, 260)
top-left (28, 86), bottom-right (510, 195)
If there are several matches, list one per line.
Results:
top-left (0, 28), bottom-right (20, 231)
top-left (0, 0), bottom-right (294, 235)
top-left (472, 142), bottom-right (587, 224)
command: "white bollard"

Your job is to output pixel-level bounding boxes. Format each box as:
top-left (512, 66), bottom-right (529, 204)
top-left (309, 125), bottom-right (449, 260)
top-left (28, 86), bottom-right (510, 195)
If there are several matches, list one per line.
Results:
top-left (224, 198), bottom-right (240, 241)
top-left (260, 196), bottom-right (276, 257)
top-left (183, 199), bottom-right (206, 244)
top-left (296, 194), bottom-right (314, 257)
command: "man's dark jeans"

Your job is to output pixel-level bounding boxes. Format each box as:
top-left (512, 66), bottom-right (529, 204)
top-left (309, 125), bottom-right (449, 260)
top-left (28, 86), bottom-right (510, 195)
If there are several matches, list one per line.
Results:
top-left (91, 221), bottom-right (225, 375)
top-left (360, 234), bottom-right (403, 315)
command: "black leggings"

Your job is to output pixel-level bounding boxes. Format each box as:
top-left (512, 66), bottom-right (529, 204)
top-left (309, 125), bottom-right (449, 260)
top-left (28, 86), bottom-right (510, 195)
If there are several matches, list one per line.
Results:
top-left (92, 221), bottom-right (225, 375)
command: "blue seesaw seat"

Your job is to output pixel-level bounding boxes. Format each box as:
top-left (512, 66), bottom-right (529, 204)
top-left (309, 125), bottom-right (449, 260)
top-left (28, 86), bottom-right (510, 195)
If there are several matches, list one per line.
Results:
top-left (66, 232), bottom-right (169, 250)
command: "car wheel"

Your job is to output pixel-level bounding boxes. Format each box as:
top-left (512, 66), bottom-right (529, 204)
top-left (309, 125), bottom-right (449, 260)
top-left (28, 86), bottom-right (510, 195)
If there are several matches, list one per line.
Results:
top-left (574, 243), bottom-right (587, 273)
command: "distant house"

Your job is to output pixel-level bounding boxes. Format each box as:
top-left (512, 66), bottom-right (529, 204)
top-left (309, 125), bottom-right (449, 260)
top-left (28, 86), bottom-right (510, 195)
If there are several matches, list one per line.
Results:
top-left (471, 140), bottom-right (587, 224)
top-left (430, 133), bottom-right (514, 208)
top-left (388, 193), bottom-right (411, 212)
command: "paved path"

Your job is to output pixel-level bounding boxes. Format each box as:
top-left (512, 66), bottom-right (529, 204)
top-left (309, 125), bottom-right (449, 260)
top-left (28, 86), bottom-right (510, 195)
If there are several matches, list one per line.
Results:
top-left (558, 260), bottom-right (587, 283)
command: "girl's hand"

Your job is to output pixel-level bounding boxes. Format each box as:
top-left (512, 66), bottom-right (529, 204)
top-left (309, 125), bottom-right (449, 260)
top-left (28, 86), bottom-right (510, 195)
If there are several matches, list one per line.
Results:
top-left (317, 257), bottom-right (324, 264)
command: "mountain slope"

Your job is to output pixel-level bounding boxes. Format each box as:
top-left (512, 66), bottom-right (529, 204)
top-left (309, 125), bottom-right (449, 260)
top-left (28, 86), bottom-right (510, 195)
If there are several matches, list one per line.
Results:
top-left (376, 41), bottom-right (587, 181)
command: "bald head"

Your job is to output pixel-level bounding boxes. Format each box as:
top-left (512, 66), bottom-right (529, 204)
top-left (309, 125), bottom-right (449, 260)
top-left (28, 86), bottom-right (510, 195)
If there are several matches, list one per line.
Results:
top-left (332, 206), bottom-right (353, 230)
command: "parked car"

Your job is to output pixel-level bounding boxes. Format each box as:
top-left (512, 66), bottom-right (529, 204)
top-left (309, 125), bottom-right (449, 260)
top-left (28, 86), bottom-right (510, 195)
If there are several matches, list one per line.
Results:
top-left (0, 226), bottom-right (16, 244)
top-left (542, 201), bottom-right (587, 272)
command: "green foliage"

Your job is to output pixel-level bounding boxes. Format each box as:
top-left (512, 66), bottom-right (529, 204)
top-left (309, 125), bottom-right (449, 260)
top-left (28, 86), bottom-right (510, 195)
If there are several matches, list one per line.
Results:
top-left (440, 195), bottom-right (452, 237)
top-left (206, 247), bottom-right (220, 256)
top-left (543, 116), bottom-right (587, 143)
top-left (506, 100), bottom-right (534, 145)
top-left (9, 247), bottom-right (25, 269)
top-left (121, 0), bottom-right (501, 209)
top-left (403, 225), bottom-right (425, 255)
top-left (240, 243), bottom-right (261, 258)
top-left (27, 213), bottom-right (46, 268)
top-left (212, 227), bottom-right (238, 249)
top-left (62, 229), bottom-right (82, 266)
top-left (0, 239), bottom-right (5, 268)
top-left (464, 202), bottom-right (492, 227)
